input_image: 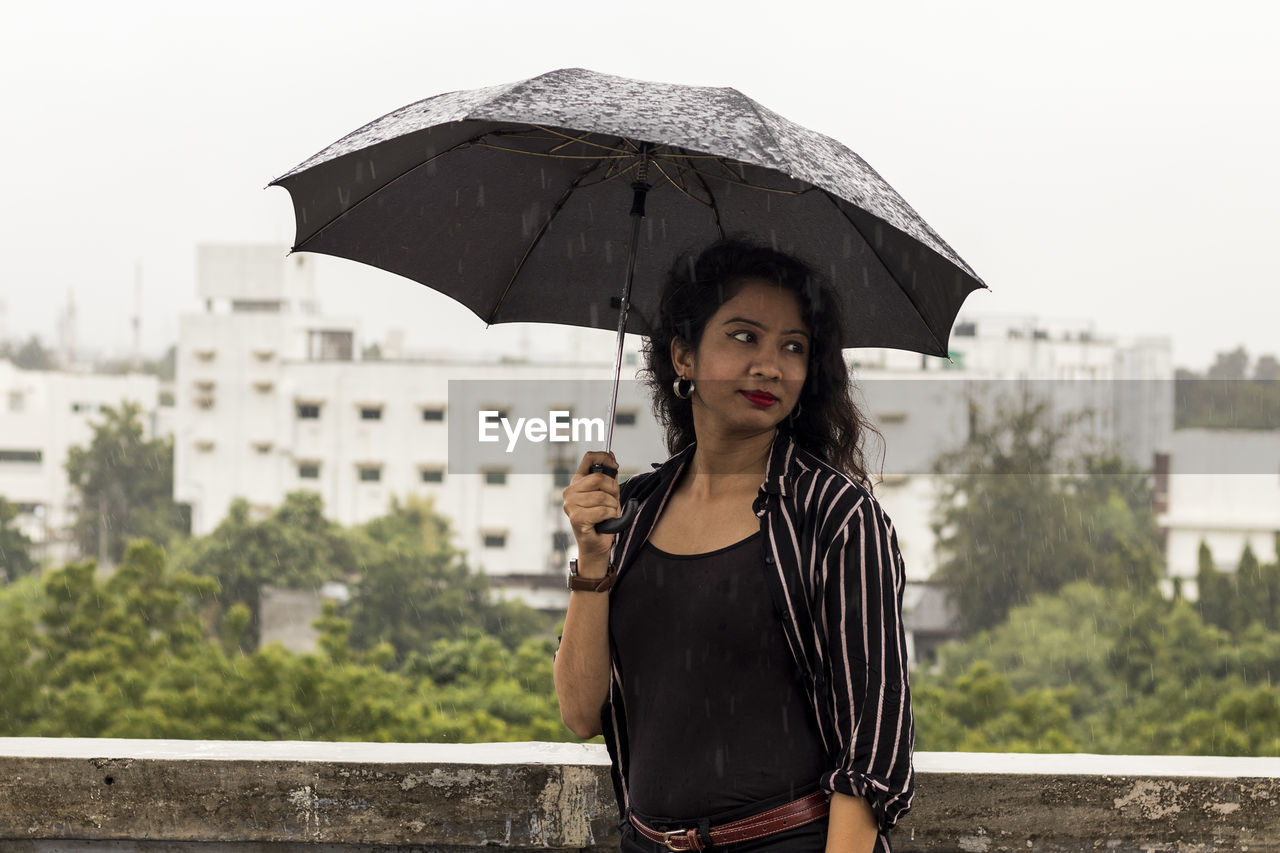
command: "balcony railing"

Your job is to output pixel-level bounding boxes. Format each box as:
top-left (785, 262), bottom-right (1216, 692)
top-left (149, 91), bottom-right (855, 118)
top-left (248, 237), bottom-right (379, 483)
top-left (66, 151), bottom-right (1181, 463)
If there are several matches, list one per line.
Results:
top-left (1, 739), bottom-right (1277, 851)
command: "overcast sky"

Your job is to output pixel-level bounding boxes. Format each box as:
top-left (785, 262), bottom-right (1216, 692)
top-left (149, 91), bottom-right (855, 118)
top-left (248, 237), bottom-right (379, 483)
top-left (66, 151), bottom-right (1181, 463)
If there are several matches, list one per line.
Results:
top-left (2, 0), bottom-right (1276, 371)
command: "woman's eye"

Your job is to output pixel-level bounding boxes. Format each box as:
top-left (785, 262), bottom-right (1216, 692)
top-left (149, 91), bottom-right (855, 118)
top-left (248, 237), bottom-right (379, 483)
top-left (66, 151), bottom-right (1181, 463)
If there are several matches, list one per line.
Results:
top-left (730, 330), bottom-right (754, 343)
top-left (786, 341), bottom-right (806, 354)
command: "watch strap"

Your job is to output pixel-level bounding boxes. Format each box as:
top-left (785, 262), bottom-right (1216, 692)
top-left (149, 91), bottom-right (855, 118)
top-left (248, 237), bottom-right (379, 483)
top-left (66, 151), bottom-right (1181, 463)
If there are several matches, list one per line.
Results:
top-left (568, 558), bottom-right (618, 592)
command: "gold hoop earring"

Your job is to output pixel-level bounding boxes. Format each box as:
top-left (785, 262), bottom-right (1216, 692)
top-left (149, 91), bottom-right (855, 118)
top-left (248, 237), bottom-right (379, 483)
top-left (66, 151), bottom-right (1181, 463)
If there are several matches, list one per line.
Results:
top-left (673, 376), bottom-right (694, 400)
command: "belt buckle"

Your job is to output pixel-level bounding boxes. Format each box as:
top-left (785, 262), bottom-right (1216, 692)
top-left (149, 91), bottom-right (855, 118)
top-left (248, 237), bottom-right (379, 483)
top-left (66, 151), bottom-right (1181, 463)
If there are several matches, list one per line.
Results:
top-left (661, 829), bottom-right (688, 851)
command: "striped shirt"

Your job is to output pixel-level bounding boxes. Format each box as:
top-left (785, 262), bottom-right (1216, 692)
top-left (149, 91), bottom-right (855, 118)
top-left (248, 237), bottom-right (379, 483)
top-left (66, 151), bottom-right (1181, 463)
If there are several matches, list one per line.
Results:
top-left (599, 427), bottom-right (914, 851)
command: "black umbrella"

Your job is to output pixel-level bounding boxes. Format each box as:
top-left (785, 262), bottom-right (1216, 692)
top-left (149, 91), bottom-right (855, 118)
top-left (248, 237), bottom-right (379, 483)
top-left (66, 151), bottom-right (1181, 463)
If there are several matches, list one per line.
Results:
top-left (270, 67), bottom-right (987, 530)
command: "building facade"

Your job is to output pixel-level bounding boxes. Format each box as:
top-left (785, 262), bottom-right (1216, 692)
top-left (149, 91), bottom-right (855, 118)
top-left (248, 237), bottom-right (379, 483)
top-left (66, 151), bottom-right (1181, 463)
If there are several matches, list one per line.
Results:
top-left (1160, 428), bottom-right (1280, 593)
top-left (174, 246), bottom-right (666, 602)
top-left (0, 360), bottom-right (160, 564)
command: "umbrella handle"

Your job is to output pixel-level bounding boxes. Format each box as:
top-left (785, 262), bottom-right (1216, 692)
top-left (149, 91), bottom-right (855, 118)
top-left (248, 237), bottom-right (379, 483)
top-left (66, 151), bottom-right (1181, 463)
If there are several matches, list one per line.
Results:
top-left (588, 463), bottom-right (639, 534)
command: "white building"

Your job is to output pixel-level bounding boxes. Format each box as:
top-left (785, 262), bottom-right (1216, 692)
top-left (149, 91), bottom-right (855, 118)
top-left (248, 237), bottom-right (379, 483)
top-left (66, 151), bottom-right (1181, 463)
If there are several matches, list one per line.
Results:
top-left (0, 360), bottom-right (160, 564)
top-left (174, 246), bottom-right (665, 608)
top-left (1159, 428), bottom-right (1280, 593)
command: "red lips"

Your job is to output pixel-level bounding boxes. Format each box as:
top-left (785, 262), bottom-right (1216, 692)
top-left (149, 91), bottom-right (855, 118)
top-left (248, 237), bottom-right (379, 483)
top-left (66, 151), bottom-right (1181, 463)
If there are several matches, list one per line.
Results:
top-left (740, 390), bottom-right (778, 407)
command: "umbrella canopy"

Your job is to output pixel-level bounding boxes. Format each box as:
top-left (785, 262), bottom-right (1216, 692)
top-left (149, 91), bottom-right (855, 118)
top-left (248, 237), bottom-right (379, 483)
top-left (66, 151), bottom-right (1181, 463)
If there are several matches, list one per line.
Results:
top-left (270, 67), bottom-right (986, 356)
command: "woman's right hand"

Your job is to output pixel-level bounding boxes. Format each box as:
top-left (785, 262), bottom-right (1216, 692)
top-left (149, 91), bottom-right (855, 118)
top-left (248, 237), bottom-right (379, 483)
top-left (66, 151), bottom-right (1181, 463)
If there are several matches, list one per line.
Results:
top-left (562, 450), bottom-right (622, 561)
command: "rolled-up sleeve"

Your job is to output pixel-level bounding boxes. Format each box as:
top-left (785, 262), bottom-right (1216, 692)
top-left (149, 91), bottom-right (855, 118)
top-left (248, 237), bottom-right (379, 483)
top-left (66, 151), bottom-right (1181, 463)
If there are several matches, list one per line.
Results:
top-left (818, 494), bottom-right (915, 832)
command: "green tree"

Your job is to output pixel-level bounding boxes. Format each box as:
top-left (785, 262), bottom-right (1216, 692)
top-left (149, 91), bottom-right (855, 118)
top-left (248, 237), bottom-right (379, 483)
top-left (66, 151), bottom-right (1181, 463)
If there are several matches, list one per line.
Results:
top-left (172, 490), bottom-right (357, 649)
top-left (1196, 539), bottom-right (1280, 635)
top-left (1, 540), bottom-right (570, 743)
top-left (917, 581), bottom-right (1280, 755)
top-left (932, 396), bottom-right (1162, 634)
top-left (0, 497), bottom-right (37, 582)
top-left (916, 578), bottom-right (1280, 753)
top-left (64, 402), bottom-right (187, 563)
top-left (346, 495), bottom-right (546, 662)
top-left (1196, 541), bottom-right (1232, 630)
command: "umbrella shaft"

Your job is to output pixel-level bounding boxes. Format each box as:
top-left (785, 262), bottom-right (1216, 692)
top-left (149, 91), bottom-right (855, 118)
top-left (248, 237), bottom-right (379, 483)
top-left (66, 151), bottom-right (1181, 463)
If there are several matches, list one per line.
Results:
top-left (605, 176), bottom-right (651, 452)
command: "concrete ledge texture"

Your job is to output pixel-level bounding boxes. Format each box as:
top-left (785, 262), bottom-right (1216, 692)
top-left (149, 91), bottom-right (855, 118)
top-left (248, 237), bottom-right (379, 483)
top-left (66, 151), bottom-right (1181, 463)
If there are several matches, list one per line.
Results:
top-left (1, 740), bottom-right (1278, 852)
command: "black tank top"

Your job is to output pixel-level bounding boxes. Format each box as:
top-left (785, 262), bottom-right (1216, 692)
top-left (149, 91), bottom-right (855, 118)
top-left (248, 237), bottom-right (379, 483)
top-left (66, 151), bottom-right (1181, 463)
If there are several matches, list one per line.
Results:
top-left (609, 530), bottom-right (828, 819)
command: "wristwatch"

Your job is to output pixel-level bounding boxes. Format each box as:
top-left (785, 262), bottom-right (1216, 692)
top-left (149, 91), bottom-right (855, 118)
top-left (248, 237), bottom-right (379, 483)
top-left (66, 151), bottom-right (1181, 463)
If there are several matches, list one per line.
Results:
top-left (568, 558), bottom-right (618, 592)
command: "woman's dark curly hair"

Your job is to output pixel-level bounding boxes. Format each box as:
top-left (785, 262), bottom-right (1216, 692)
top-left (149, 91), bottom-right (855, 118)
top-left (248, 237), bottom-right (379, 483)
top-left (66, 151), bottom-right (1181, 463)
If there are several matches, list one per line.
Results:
top-left (638, 236), bottom-right (880, 485)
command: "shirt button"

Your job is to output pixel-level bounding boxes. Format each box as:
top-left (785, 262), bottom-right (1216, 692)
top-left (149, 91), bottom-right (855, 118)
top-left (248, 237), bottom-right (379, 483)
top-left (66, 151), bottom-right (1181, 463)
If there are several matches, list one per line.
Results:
top-left (765, 555), bottom-right (775, 565)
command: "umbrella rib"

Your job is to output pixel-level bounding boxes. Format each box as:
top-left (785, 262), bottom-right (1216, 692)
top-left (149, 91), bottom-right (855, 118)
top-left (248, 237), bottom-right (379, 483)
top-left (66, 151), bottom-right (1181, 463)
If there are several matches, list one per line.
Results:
top-left (472, 144), bottom-right (632, 160)
top-left (293, 131), bottom-right (490, 252)
top-left (487, 157), bottom-right (607, 324)
top-left (649, 158), bottom-right (713, 209)
top-left (689, 164), bottom-right (726, 240)
top-left (679, 159), bottom-right (812, 196)
top-left (821, 190), bottom-right (947, 356)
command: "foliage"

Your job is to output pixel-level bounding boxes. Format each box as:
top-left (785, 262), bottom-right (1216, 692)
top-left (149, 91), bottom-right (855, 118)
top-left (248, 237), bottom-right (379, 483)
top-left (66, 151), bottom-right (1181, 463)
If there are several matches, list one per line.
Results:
top-left (1175, 346), bottom-right (1280, 429)
top-left (63, 402), bottom-right (188, 563)
top-left (915, 581), bottom-right (1280, 756)
top-left (171, 491), bottom-right (358, 649)
top-left (0, 497), bottom-right (37, 582)
top-left (1, 335), bottom-right (58, 370)
top-left (1195, 538), bottom-right (1280, 635)
top-left (345, 495), bottom-right (547, 662)
top-left (931, 396), bottom-right (1163, 634)
top-left (0, 539), bottom-right (571, 742)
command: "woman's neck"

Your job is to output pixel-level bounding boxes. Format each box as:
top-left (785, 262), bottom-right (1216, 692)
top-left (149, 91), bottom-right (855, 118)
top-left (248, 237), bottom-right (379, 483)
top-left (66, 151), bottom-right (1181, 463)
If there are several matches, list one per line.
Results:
top-left (683, 427), bottom-right (776, 500)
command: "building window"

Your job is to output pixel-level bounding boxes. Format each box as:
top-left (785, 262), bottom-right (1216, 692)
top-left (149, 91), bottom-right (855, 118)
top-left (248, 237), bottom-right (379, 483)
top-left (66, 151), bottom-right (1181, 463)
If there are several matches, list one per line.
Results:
top-left (483, 532), bottom-right (507, 548)
top-left (359, 406), bottom-right (383, 421)
top-left (421, 467), bottom-right (444, 484)
top-left (358, 466), bottom-right (382, 483)
top-left (195, 396), bottom-right (215, 410)
top-left (253, 380), bottom-right (275, 393)
top-left (297, 403), bottom-right (321, 419)
top-left (8, 391), bottom-right (24, 412)
top-left (483, 468), bottom-right (508, 486)
top-left (0, 449), bottom-right (42, 464)
top-left (422, 407), bottom-right (445, 422)
top-left (252, 441), bottom-right (273, 455)
top-left (307, 329), bottom-right (354, 362)
top-left (194, 440), bottom-right (215, 453)
top-left (194, 349), bottom-right (216, 362)
top-left (615, 410), bottom-right (637, 427)
top-left (298, 463), bottom-right (320, 480)
top-left (552, 530), bottom-right (572, 552)
top-left (553, 465), bottom-right (573, 488)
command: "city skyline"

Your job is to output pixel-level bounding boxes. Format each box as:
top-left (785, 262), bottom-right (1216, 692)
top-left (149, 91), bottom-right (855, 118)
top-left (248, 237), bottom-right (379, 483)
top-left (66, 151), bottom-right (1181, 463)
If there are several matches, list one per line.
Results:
top-left (2, 1), bottom-right (1277, 372)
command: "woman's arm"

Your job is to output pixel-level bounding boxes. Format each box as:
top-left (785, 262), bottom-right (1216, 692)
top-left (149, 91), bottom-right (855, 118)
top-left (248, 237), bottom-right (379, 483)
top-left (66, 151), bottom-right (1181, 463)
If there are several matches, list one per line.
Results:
top-left (818, 490), bottom-right (915, 840)
top-left (826, 792), bottom-right (879, 853)
top-left (554, 553), bottom-right (614, 737)
top-left (553, 451), bottom-right (624, 738)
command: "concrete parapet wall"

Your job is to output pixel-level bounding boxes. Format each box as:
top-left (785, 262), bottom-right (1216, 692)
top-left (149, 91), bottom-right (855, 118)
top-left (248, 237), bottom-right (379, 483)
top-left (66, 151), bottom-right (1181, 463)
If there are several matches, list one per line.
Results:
top-left (1, 740), bottom-right (1277, 852)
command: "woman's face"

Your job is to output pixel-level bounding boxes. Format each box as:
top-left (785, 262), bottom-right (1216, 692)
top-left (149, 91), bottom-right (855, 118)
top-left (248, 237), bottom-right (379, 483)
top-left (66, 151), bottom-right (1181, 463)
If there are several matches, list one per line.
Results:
top-left (672, 278), bottom-right (810, 437)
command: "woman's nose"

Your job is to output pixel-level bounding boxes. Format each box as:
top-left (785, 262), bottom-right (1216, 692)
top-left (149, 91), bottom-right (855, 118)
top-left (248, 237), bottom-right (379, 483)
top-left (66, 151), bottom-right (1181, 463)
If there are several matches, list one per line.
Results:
top-left (750, 349), bottom-right (783, 378)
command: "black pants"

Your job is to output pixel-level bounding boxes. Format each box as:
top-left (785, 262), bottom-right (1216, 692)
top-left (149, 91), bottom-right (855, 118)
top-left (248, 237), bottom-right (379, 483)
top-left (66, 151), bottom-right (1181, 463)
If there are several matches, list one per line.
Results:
top-left (621, 787), bottom-right (829, 853)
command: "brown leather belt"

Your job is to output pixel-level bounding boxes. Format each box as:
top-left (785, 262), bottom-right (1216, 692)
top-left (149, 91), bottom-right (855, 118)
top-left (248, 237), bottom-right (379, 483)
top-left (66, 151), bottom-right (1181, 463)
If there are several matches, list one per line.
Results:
top-left (628, 790), bottom-right (830, 852)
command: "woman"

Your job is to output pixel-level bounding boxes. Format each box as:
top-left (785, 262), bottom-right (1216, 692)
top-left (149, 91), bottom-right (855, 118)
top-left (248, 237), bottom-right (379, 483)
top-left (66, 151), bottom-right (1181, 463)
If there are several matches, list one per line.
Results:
top-left (555, 238), bottom-right (913, 853)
